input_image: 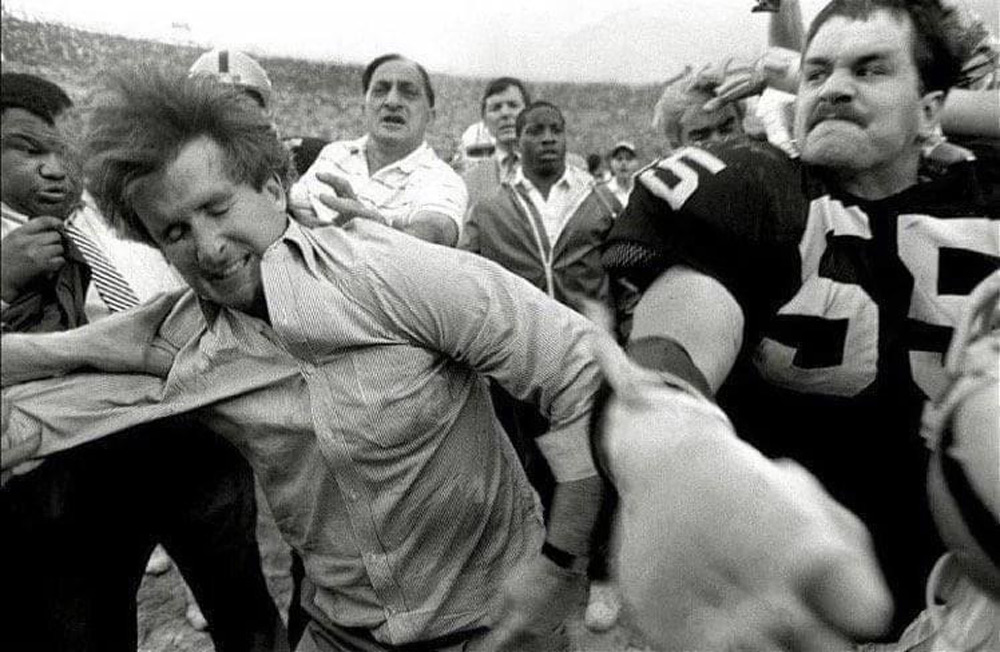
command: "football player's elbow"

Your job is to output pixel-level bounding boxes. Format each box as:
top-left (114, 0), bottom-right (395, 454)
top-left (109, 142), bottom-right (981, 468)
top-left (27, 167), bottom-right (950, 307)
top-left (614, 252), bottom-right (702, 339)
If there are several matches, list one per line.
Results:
top-left (406, 212), bottom-right (459, 247)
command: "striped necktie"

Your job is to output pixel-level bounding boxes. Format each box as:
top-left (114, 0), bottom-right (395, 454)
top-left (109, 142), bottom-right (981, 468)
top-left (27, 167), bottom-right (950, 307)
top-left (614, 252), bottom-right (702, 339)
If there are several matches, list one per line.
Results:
top-left (63, 222), bottom-right (141, 312)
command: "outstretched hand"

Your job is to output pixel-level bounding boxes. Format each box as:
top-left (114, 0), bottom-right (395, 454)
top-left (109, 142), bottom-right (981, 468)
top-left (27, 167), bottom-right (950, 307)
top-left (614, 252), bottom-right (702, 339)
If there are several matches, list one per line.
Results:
top-left (588, 331), bottom-right (893, 651)
top-left (291, 172), bottom-right (389, 228)
top-left (703, 46), bottom-right (801, 111)
top-left (1, 290), bottom-right (184, 387)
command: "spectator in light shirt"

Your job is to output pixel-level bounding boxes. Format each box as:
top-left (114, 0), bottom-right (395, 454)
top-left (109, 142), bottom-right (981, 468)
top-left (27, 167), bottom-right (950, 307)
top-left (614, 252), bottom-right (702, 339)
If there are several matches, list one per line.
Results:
top-left (289, 54), bottom-right (466, 247)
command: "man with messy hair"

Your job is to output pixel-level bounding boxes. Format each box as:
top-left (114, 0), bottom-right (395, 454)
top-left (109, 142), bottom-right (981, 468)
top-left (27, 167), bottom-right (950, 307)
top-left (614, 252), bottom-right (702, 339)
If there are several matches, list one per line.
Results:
top-left (651, 66), bottom-right (746, 150)
top-left (1, 71), bottom-right (285, 652)
top-left (4, 69), bottom-right (604, 651)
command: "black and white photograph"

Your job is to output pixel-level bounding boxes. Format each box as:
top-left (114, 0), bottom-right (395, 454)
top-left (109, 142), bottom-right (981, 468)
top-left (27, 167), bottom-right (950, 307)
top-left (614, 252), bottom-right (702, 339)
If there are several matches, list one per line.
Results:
top-left (1, 0), bottom-right (997, 650)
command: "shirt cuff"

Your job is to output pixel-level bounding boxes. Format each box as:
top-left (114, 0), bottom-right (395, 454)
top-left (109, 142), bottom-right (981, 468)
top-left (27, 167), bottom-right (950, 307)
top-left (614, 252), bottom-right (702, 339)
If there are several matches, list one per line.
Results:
top-left (535, 420), bottom-right (598, 482)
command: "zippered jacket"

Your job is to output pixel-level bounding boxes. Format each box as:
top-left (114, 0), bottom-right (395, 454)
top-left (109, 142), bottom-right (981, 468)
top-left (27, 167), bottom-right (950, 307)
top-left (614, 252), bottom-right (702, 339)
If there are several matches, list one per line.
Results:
top-left (460, 179), bottom-right (621, 318)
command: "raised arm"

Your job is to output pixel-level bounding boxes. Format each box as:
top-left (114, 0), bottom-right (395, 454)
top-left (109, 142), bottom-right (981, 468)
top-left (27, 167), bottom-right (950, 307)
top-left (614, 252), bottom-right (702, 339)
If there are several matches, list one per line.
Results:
top-left (628, 265), bottom-right (744, 394)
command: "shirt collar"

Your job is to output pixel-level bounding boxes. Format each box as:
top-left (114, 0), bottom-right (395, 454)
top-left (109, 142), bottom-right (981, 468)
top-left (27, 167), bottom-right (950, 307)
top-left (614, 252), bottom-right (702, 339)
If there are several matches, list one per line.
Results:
top-left (196, 214), bottom-right (314, 326)
top-left (354, 134), bottom-right (435, 176)
top-left (277, 216), bottom-right (321, 276)
top-left (1, 198), bottom-right (84, 226)
top-left (510, 165), bottom-right (578, 195)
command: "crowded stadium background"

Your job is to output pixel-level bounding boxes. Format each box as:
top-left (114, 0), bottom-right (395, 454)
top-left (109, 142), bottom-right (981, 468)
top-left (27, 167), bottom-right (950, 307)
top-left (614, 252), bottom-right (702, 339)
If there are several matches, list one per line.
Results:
top-left (0, 11), bottom-right (669, 165)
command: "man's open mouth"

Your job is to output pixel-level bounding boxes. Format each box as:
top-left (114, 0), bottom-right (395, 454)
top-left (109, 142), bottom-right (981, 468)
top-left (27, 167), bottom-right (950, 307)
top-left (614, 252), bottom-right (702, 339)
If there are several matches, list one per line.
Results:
top-left (382, 114), bottom-right (406, 126)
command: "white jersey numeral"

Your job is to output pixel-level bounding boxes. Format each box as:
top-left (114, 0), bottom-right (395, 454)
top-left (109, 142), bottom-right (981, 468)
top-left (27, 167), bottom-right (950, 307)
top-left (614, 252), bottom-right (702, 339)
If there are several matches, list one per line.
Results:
top-left (640, 147), bottom-right (727, 211)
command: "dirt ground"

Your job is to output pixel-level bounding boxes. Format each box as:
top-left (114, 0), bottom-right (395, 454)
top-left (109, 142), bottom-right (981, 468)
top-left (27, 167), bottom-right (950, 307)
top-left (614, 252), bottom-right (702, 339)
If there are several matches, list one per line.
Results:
top-left (136, 484), bottom-right (654, 652)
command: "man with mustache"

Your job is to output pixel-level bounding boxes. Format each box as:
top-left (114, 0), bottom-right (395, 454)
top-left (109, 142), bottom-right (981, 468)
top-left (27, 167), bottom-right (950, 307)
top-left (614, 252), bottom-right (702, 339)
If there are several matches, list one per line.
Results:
top-left (289, 54), bottom-right (466, 247)
top-left (603, 0), bottom-right (998, 647)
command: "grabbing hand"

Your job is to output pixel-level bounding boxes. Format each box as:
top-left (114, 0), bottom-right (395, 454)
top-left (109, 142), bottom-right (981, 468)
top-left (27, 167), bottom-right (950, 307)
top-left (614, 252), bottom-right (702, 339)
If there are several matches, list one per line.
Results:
top-left (73, 290), bottom-right (184, 377)
top-left (483, 553), bottom-right (586, 652)
top-left (589, 332), bottom-right (893, 651)
top-left (703, 46), bottom-right (801, 111)
top-left (1, 290), bottom-right (184, 388)
top-left (0, 217), bottom-right (67, 302)
top-left (290, 172), bottom-right (388, 228)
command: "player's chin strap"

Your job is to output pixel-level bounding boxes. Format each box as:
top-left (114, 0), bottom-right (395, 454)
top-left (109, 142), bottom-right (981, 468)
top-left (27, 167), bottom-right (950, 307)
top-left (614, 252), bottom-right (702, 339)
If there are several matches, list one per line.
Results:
top-left (588, 335), bottom-right (715, 486)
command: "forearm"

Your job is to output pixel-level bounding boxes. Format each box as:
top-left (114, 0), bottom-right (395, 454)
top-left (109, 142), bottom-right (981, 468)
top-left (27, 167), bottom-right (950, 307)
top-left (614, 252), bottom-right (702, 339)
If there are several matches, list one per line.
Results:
top-left (1, 330), bottom-right (96, 386)
top-left (941, 89), bottom-right (1000, 139)
top-left (631, 266), bottom-right (743, 394)
top-left (544, 475), bottom-right (606, 556)
top-left (1, 290), bottom-right (189, 387)
top-left (767, 0), bottom-right (803, 51)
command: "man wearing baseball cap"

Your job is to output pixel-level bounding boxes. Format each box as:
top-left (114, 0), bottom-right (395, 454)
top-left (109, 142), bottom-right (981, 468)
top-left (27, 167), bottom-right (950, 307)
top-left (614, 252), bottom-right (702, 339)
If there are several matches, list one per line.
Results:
top-left (606, 141), bottom-right (639, 208)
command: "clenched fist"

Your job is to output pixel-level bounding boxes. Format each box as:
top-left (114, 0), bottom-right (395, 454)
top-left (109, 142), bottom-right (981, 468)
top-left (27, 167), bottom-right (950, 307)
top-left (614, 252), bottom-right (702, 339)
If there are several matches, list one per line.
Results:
top-left (1, 216), bottom-right (67, 302)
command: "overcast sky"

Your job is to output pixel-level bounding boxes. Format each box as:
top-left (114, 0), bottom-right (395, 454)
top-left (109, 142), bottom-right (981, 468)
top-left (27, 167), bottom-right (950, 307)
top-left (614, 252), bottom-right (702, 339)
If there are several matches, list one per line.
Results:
top-left (6, 0), bottom-right (997, 83)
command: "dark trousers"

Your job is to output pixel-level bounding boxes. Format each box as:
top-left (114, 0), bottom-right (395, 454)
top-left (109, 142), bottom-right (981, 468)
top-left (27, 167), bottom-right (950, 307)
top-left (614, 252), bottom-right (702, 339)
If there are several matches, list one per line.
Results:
top-left (1, 417), bottom-right (286, 652)
top-left (295, 577), bottom-right (488, 652)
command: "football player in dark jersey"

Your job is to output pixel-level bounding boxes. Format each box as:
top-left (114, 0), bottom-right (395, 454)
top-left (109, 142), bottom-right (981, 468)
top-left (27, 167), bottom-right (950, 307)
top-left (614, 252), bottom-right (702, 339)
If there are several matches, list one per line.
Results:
top-left (602, 0), bottom-right (998, 647)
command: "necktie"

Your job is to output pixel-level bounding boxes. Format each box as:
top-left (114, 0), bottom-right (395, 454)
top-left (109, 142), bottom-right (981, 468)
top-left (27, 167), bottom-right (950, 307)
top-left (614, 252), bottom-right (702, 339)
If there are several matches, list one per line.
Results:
top-left (63, 222), bottom-right (141, 312)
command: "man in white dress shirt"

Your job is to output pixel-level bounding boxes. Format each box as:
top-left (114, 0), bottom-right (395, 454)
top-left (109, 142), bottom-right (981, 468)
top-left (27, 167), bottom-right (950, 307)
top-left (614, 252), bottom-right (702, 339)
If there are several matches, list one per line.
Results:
top-left (289, 54), bottom-right (466, 247)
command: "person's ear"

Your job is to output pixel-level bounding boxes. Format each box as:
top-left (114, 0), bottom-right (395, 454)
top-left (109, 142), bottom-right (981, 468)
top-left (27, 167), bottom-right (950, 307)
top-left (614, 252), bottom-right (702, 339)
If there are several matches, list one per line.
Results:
top-left (264, 174), bottom-right (286, 212)
top-left (917, 89), bottom-right (946, 143)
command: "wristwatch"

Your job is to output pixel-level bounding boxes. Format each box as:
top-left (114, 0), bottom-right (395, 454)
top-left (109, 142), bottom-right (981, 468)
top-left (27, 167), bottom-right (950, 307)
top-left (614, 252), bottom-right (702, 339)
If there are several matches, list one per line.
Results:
top-left (541, 541), bottom-right (590, 573)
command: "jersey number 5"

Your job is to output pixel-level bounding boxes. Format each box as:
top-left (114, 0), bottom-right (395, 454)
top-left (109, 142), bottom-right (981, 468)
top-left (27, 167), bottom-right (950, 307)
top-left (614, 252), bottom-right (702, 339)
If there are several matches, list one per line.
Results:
top-left (640, 147), bottom-right (727, 211)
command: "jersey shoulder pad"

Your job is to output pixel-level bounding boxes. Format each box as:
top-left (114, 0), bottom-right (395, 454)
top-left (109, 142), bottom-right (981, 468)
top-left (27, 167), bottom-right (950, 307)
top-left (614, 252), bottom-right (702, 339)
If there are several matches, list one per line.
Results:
top-left (634, 139), bottom-right (801, 239)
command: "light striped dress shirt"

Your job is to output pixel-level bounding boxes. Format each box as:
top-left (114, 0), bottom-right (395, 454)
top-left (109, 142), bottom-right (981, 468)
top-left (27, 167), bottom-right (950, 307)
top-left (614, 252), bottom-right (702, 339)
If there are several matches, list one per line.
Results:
top-left (3, 218), bottom-right (601, 645)
top-left (289, 135), bottom-right (467, 234)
